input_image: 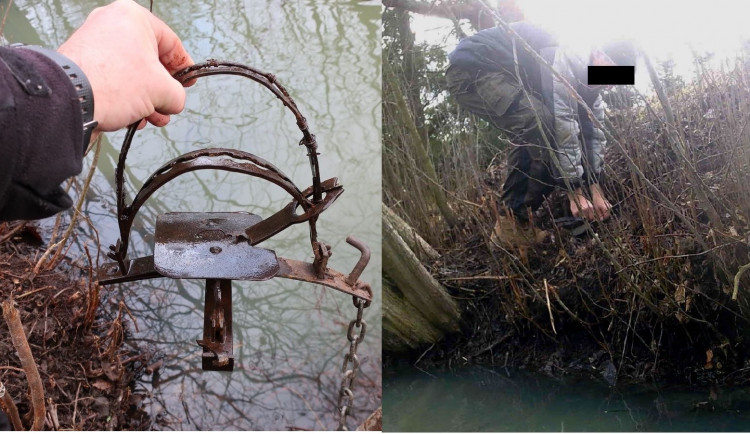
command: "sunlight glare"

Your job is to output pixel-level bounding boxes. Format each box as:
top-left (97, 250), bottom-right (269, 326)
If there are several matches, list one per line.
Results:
top-left (519, 0), bottom-right (750, 64)
top-left (409, 1), bottom-right (750, 89)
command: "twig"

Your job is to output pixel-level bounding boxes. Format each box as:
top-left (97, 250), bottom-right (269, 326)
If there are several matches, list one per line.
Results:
top-left (732, 262), bottom-right (750, 301)
top-left (615, 242), bottom-right (735, 273)
top-left (145, 360), bottom-right (163, 374)
top-left (0, 221), bottom-right (26, 244)
top-left (414, 342), bottom-right (435, 366)
top-left (51, 285), bottom-right (75, 300)
top-left (2, 300), bottom-right (45, 430)
top-left (34, 136), bottom-right (101, 273)
top-left (0, 380), bottom-right (23, 430)
top-left (118, 300), bottom-right (139, 333)
top-left (412, 364), bottom-right (437, 379)
top-left (15, 285), bottom-right (54, 300)
top-left (543, 279), bottom-right (557, 335)
top-left (471, 332), bottom-right (511, 358)
top-left (0, 0), bottom-right (13, 38)
top-left (31, 209), bottom-right (63, 278)
top-left (82, 276), bottom-right (100, 333)
top-left (72, 382), bottom-right (81, 429)
top-left (46, 399), bottom-right (59, 430)
top-left (440, 275), bottom-right (515, 282)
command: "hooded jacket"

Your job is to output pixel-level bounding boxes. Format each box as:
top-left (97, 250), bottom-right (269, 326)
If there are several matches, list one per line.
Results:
top-left (449, 22), bottom-right (607, 188)
top-left (0, 46), bottom-right (84, 221)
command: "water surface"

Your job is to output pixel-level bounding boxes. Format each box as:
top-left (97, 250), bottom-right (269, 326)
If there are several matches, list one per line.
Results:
top-left (384, 365), bottom-right (750, 432)
top-left (5, 0), bottom-right (381, 430)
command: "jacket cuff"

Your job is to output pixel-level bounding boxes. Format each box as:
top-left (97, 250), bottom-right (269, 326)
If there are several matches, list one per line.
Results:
top-left (581, 169), bottom-right (603, 186)
top-left (553, 174), bottom-right (583, 191)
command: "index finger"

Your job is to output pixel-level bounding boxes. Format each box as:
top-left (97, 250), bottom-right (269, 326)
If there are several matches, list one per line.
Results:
top-left (148, 13), bottom-right (196, 85)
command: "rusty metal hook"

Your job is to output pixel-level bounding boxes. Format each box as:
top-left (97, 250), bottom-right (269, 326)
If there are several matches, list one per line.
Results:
top-left (344, 236), bottom-right (370, 286)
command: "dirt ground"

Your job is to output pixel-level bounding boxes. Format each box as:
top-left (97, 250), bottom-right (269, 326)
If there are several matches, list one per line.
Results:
top-left (0, 221), bottom-right (152, 430)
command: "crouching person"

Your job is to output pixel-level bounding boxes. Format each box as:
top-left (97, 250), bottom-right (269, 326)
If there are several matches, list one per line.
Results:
top-left (445, 21), bottom-right (635, 248)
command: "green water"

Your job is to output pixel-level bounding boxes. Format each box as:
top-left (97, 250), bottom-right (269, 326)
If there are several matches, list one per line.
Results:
top-left (384, 365), bottom-right (750, 432)
top-left (5, 0), bottom-right (381, 430)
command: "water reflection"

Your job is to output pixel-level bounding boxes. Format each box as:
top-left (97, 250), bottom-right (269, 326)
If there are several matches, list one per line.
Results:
top-left (384, 365), bottom-right (750, 432)
top-left (7, 0), bottom-right (381, 429)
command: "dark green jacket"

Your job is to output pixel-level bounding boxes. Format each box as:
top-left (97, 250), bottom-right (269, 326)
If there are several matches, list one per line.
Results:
top-left (449, 23), bottom-right (607, 186)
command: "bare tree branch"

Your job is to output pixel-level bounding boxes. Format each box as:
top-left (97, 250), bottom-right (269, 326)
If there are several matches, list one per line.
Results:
top-left (382, 0), bottom-right (523, 31)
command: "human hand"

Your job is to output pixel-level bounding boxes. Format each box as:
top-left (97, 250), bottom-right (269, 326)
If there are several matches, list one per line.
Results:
top-left (589, 183), bottom-right (612, 221)
top-left (568, 189), bottom-right (597, 221)
top-left (568, 185), bottom-right (612, 221)
top-left (57, 0), bottom-right (194, 140)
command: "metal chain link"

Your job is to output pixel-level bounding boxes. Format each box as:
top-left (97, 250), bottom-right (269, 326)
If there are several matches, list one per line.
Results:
top-left (336, 296), bottom-right (368, 430)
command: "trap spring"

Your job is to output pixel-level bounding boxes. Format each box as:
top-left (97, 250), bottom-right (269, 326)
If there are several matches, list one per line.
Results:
top-left (96, 60), bottom-right (373, 429)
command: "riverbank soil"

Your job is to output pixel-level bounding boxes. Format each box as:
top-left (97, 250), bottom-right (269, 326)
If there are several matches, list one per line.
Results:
top-left (0, 221), bottom-right (151, 430)
top-left (386, 76), bottom-right (750, 388)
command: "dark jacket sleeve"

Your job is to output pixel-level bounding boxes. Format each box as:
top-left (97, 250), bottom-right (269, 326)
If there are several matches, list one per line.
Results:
top-left (0, 46), bottom-right (84, 221)
top-left (448, 22), bottom-right (557, 76)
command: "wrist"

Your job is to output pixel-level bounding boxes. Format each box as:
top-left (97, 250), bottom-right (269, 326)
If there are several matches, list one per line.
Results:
top-left (590, 184), bottom-right (606, 200)
top-left (15, 44), bottom-right (98, 147)
top-left (57, 41), bottom-right (104, 132)
top-left (567, 188), bottom-right (584, 200)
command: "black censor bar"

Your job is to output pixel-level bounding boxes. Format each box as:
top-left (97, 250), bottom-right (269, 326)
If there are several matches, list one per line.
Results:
top-left (588, 66), bottom-right (635, 85)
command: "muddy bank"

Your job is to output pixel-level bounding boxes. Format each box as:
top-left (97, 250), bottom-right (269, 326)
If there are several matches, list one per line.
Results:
top-left (387, 183), bottom-right (750, 387)
top-left (0, 222), bottom-right (152, 430)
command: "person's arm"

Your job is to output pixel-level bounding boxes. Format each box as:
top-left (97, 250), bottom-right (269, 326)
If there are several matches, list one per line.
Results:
top-left (552, 49), bottom-right (613, 221)
top-left (583, 94), bottom-right (612, 220)
top-left (0, 47), bottom-right (84, 220)
top-left (550, 51), bottom-right (596, 220)
top-left (582, 94), bottom-right (607, 182)
top-left (0, 0), bottom-right (193, 221)
top-left (550, 50), bottom-right (584, 186)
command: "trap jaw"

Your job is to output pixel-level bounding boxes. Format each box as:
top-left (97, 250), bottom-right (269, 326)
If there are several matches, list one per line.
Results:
top-left (96, 61), bottom-right (373, 377)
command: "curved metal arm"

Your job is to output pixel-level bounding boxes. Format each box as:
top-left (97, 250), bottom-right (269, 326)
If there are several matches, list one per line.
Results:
top-left (110, 61), bottom-right (326, 271)
top-left (116, 61), bottom-right (321, 206)
top-left (109, 148), bottom-right (320, 269)
top-left (174, 62), bottom-right (321, 202)
top-left (244, 178), bottom-right (343, 245)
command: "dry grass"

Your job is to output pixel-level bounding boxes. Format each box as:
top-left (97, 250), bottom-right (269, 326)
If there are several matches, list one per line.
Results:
top-left (384, 32), bottom-right (750, 382)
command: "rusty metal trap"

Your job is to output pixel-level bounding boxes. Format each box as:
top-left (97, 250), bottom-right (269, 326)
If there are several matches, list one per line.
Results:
top-left (96, 60), bottom-right (373, 429)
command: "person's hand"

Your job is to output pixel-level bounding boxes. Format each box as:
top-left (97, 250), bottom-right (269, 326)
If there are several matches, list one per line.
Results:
top-left (568, 188), bottom-right (597, 221)
top-left (57, 0), bottom-right (194, 140)
top-left (589, 183), bottom-right (612, 221)
top-left (568, 185), bottom-right (612, 221)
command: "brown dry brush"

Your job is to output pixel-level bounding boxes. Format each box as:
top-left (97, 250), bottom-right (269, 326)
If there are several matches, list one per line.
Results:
top-left (2, 300), bottom-right (46, 430)
top-left (0, 144), bottom-right (151, 429)
top-left (0, 224), bottom-right (151, 430)
top-left (385, 45), bottom-right (750, 382)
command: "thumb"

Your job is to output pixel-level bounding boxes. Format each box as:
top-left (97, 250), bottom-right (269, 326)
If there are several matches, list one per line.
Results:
top-left (150, 66), bottom-right (187, 115)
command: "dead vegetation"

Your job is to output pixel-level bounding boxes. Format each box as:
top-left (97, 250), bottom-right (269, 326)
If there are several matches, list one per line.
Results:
top-left (383, 2), bottom-right (750, 385)
top-left (0, 220), bottom-right (152, 430)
